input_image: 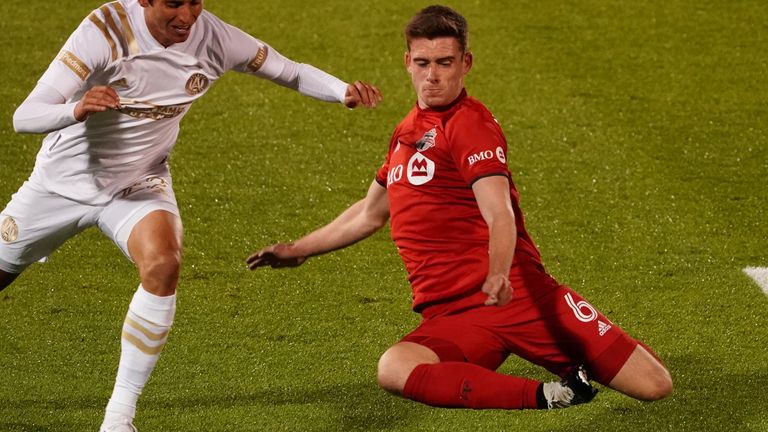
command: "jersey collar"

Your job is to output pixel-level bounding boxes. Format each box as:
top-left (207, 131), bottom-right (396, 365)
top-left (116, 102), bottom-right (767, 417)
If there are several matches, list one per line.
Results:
top-left (416, 89), bottom-right (468, 113)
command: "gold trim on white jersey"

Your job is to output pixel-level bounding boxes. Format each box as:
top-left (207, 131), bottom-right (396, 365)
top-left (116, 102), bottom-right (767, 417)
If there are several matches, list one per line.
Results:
top-left (89, 13), bottom-right (118, 61)
top-left (88, 2), bottom-right (140, 60)
top-left (247, 46), bottom-right (269, 72)
top-left (58, 50), bottom-right (91, 80)
top-left (111, 1), bottom-right (139, 55)
top-left (100, 4), bottom-right (128, 57)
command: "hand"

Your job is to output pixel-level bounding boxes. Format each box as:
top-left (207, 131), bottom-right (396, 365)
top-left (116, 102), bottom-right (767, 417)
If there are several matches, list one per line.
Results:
top-left (343, 81), bottom-right (382, 109)
top-left (482, 273), bottom-right (512, 306)
top-left (74, 86), bottom-right (120, 121)
top-left (247, 243), bottom-right (306, 269)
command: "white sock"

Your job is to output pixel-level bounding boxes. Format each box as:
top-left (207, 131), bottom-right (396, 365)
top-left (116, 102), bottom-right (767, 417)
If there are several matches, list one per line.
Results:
top-left (103, 285), bottom-right (176, 425)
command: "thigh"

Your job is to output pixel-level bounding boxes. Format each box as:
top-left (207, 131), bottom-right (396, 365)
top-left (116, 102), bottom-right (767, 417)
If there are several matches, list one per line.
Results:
top-left (495, 283), bottom-right (637, 382)
top-left (402, 308), bottom-right (509, 371)
top-left (0, 180), bottom-right (94, 273)
top-left (98, 175), bottom-right (181, 261)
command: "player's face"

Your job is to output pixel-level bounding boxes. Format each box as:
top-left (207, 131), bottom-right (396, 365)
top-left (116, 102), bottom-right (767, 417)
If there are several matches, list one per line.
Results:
top-left (406, 37), bottom-right (472, 109)
top-left (140, 0), bottom-right (203, 47)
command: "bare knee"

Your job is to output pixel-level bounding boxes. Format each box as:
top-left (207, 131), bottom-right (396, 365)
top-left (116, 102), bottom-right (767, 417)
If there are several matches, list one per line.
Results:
top-left (137, 250), bottom-right (181, 295)
top-left (609, 345), bottom-right (673, 401)
top-left (377, 347), bottom-right (412, 394)
top-left (377, 342), bottom-right (439, 395)
top-left (127, 211), bottom-right (183, 296)
top-left (637, 369), bottom-right (673, 401)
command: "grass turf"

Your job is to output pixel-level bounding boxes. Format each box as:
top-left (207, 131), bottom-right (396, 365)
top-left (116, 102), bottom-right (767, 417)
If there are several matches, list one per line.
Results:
top-left (1, 0), bottom-right (766, 431)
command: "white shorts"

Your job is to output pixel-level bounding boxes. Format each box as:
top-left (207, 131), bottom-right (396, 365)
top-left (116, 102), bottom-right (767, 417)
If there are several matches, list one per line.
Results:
top-left (0, 175), bottom-right (180, 274)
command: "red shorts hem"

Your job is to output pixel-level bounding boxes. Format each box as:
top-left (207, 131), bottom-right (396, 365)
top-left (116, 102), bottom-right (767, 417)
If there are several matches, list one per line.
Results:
top-left (589, 332), bottom-right (638, 384)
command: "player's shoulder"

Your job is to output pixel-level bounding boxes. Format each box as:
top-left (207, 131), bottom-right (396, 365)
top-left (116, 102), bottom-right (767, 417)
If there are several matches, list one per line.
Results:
top-left (444, 96), bottom-right (498, 130)
top-left (62, 1), bottom-right (131, 64)
top-left (192, 8), bottom-right (255, 50)
top-left (394, 104), bottom-right (421, 130)
top-left (456, 96), bottom-right (496, 122)
top-left (443, 95), bottom-right (506, 144)
top-left (195, 8), bottom-right (241, 34)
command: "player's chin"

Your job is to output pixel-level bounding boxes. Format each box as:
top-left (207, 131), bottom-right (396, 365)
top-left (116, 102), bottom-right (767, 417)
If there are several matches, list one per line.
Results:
top-left (172, 34), bottom-right (191, 44)
top-left (421, 94), bottom-right (450, 109)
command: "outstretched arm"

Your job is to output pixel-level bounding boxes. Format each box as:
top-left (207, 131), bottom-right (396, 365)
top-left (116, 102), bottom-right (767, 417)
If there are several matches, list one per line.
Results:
top-left (472, 175), bottom-right (517, 306)
top-left (242, 41), bottom-right (381, 108)
top-left (247, 180), bottom-right (389, 269)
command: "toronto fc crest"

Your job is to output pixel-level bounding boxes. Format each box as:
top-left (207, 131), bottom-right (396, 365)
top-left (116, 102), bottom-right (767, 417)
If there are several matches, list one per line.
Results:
top-left (415, 128), bottom-right (437, 152)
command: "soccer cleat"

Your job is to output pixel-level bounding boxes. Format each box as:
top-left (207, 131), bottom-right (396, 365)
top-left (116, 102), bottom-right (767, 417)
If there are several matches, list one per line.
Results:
top-left (99, 417), bottom-right (137, 432)
top-left (542, 365), bottom-right (598, 409)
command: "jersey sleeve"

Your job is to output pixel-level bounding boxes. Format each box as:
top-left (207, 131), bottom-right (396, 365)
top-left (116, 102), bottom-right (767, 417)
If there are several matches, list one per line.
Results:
top-left (375, 129), bottom-right (400, 187)
top-left (38, 15), bottom-right (113, 101)
top-left (204, 14), bottom-right (267, 74)
top-left (447, 108), bottom-right (510, 186)
top-left (210, 15), bottom-right (347, 103)
top-left (15, 13), bottom-right (112, 133)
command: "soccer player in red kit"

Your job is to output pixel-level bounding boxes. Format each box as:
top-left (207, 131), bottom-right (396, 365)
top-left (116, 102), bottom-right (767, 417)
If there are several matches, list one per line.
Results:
top-left (248, 5), bottom-right (672, 410)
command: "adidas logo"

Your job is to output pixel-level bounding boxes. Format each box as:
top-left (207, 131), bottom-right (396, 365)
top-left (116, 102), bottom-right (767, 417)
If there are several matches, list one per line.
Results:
top-left (598, 320), bottom-right (612, 336)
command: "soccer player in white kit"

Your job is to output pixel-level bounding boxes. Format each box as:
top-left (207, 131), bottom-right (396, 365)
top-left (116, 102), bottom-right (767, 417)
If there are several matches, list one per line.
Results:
top-left (0, 0), bottom-right (381, 431)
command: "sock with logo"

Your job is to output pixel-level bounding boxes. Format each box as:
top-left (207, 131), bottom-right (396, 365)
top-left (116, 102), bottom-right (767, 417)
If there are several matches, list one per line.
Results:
top-left (402, 362), bottom-right (542, 409)
top-left (102, 285), bottom-right (175, 426)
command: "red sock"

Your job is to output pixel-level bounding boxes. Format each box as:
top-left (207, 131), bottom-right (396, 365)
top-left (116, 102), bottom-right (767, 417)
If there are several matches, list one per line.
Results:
top-left (402, 362), bottom-right (541, 409)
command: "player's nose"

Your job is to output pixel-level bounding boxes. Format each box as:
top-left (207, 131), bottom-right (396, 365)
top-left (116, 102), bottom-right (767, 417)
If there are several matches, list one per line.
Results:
top-left (176, 4), bottom-right (195, 24)
top-left (426, 64), bottom-right (439, 82)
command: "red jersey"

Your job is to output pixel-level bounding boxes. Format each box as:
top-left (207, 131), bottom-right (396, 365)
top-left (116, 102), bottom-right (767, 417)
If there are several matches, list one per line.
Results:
top-left (375, 90), bottom-right (543, 312)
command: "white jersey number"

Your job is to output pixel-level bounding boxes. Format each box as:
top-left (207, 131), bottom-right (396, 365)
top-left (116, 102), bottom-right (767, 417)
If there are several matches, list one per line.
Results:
top-left (564, 292), bottom-right (597, 323)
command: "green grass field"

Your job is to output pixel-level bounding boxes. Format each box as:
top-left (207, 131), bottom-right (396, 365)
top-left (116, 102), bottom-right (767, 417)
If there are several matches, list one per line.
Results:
top-left (1, 1), bottom-right (767, 431)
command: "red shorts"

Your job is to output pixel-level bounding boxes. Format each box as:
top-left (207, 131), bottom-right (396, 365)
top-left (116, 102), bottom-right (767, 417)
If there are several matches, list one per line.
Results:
top-left (401, 268), bottom-right (638, 384)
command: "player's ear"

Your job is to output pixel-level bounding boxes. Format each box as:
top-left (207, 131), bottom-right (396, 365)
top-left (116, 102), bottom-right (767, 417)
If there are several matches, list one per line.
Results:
top-left (463, 51), bottom-right (473, 74)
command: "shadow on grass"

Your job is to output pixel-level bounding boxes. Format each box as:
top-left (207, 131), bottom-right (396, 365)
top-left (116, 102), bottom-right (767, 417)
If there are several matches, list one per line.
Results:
top-left (546, 354), bottom-right (768, 432)
top-left (1, 381), bottom-right (417, 432)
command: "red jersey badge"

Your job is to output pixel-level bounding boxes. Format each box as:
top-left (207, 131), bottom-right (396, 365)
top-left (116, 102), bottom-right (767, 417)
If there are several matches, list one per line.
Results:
top-left (415, 128), bottom-right (437, 152)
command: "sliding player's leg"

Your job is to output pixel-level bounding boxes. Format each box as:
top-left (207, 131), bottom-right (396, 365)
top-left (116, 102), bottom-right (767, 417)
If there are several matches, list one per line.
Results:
top-left (377, 311), bottom-right (596, 410)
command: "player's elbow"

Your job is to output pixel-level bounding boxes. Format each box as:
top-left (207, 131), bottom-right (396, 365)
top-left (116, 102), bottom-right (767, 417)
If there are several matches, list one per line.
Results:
top-left (12, 108), bottom-right (28, 133)
top-left (361, 210), bottom-right (388, 235)
top-left (369, 215), bottom-right (389, 232)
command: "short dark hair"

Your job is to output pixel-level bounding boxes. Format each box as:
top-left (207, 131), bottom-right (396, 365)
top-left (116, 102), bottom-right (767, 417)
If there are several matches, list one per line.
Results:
top-left (404, 5), bottom-right (468, 52)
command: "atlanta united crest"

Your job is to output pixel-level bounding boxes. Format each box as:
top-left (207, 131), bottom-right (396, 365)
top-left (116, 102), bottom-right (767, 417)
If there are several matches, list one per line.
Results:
top-left (1, 216), bottom-right (19, 243)
top-left (185, 73), bottom-right (209, 95)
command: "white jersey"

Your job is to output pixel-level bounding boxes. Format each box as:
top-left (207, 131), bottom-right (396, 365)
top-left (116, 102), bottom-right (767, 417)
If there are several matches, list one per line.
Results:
top-left (15, 0), bottom-right (348, 205)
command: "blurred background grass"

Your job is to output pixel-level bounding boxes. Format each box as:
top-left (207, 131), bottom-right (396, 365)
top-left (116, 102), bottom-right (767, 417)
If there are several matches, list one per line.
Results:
top-left (0, 1), bottom-right (766, 431)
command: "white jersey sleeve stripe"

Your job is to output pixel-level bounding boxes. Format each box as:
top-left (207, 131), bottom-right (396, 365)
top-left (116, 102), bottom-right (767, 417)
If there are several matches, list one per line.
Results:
top-left (89, 13), bottom-right (118, 61)
top-left (112, 1), bottom-right (139, 55)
